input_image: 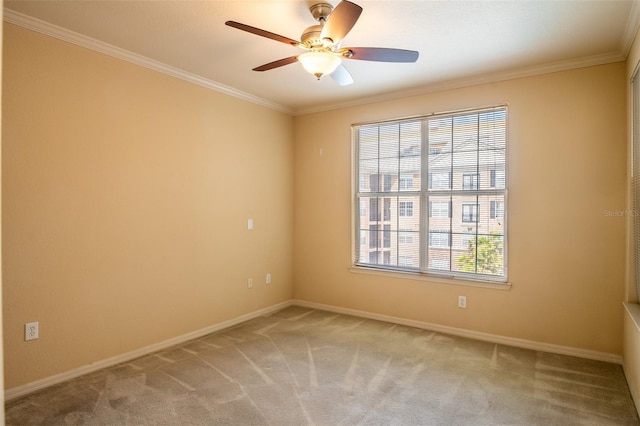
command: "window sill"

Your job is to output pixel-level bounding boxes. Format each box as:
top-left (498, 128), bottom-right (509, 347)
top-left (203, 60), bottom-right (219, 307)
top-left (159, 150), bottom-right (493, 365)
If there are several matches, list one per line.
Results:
top-left (348, 266), bottom-right (512, 290)
top-left (624, 302), bottom-right (640, 333)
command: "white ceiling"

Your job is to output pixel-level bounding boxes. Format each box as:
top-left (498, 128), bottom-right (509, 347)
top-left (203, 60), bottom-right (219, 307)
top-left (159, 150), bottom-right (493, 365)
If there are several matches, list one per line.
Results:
top-left (4, 0), bottom-right (639, 115)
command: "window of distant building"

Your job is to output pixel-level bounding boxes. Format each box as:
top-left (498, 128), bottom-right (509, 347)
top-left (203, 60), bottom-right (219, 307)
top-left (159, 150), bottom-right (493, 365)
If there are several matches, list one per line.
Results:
top-left (399, 201), bottom-right (414, 217)
top-left (429, 200), bottom-right (451, 218)
top-left (462, 173), bottom-right (479, 190)
top-left (353, 106), bottom-right (507, 282)
top-left (462, 204), bottom-right (479, 223)
top-left (490, 169), bottom-right (505, 188)
top-left (429, 231), bottom-right (450, 248)
top-left (490, 200), bottom-right (504, 219)
top-left (399, 174), bottom-right (414, 190)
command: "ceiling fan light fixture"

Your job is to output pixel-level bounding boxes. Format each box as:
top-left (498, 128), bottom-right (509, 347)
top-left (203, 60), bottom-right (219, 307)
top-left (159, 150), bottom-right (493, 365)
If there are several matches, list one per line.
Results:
top-left (298, 51), bottom-right (341, 80)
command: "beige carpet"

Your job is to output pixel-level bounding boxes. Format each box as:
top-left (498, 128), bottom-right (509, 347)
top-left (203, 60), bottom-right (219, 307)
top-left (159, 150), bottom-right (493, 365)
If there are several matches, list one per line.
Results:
top-left (5, 306), bottom-right (639, 425)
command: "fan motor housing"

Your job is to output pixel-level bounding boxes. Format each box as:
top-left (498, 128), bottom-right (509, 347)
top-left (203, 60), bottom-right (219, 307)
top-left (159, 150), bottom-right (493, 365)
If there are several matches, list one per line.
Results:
top-left (302, 2), bottom-right (334, 48)
top-left (301, 24), bottom-right (324, 48)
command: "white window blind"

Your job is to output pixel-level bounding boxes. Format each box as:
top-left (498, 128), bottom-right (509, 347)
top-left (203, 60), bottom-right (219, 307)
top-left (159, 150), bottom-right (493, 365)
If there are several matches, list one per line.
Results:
top-left (353, 106), bottom-right (507, 282)
top-left (633, 69), bottom-right (640, 299)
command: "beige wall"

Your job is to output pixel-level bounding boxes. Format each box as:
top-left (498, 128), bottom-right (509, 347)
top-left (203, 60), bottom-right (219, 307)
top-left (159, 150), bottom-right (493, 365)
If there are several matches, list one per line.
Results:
top-left (294, 62), bottom-right (627, 355)
top-left (2, 23), bottom-right (295, 389)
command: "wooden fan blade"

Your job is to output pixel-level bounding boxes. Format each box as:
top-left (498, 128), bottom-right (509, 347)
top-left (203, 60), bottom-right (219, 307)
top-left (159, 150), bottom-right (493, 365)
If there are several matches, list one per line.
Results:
top-left (343, 47), bottom-right (419, 62)
top-left (253, 56), bottom-right (299, 72)
top-left (225, 21), bottom-right (300, 47)
top-left (320, 1), bottom-right (363, 45)
top-left (330, 64), bottom-right (354, 86)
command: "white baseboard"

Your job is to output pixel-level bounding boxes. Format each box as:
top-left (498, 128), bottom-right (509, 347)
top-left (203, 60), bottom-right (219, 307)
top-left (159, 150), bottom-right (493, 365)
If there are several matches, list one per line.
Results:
top-left (4, 300), bottom-right (293, 401)
top-left (6, 298), bottom-right (623, 401)
top-left (293, 299), bottom-right (623, 365)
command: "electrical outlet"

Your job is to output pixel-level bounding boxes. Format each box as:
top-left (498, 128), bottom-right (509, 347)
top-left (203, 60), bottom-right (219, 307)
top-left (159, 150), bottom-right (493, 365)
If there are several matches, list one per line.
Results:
top-left (248, 278), bottom-right (253, 289)
top-left (25, 322), bottom-right (39, 341)
top-left (266, 273), bottom-right (271, 285)
top-left (458, 296), bottom-right (467, 309)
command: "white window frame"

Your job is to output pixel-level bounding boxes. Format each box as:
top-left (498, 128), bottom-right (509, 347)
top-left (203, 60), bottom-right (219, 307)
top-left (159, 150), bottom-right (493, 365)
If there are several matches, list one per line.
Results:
top-left (352, 106), bottom-right (508, 283)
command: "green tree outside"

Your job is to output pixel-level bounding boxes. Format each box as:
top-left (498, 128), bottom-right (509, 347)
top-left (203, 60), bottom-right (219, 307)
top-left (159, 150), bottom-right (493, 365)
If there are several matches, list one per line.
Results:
top-left (456, 233), bottom-right (504, 275)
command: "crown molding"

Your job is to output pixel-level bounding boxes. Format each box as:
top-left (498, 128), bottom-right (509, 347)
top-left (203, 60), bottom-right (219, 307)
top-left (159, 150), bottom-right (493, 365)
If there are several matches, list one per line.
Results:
top-left (621, 0), bottom-right (640, 56)
top-left (3, 9), bottom-right (293, 115)
top-left (4, 6), bottom-right (633, 118)
top-left (294, 51), bottom-right (626, 116)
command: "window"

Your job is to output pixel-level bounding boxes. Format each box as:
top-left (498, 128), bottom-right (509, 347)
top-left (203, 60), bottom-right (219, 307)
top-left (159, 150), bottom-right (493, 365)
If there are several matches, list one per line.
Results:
top-left (490, 169), bottom-right (505, 188)
top-left (462, 204), bottom-right (479, 223)
top-left (354, 106), bottom-right (507, 282)
top-left (399, 174), bottom-right (414, 190)
top-left (383, 198), bottom-right (391, 221)
top-left (429, 172), bottom-right (451, 189)
top-left (398, 231), bottom-right (414, 244)
top-left (383, 224), bottom-right (391, 248)
top-left (429, 200), bottom-right (451, 218)
top-left (490, 200), bottom-right (504, 219)
top-left (399, 201), bottom-right (414, 217)
top-left (383, 174), bottom-right (392, 191)
top-left (398, 256), bottom-right (415, 267)
top-left (369, 225), bottom-right (378, 249)
top-left (369, 174), bottom-right (379, 192)
top-left (459, 233), bottom-right (475, 250)
top-left (462, 173), bottom-right (479, 190)
top-left (369, 198), bottom-right (379, 221)
top-left (429, 231), bottom-right (450, 248)
top-left (431, 258), bottom-right (450, 270)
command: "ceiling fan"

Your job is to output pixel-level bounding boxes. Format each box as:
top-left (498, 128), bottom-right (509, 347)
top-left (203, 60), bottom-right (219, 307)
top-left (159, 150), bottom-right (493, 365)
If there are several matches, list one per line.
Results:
top-left (225, 0), bottom-right (419, 86)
